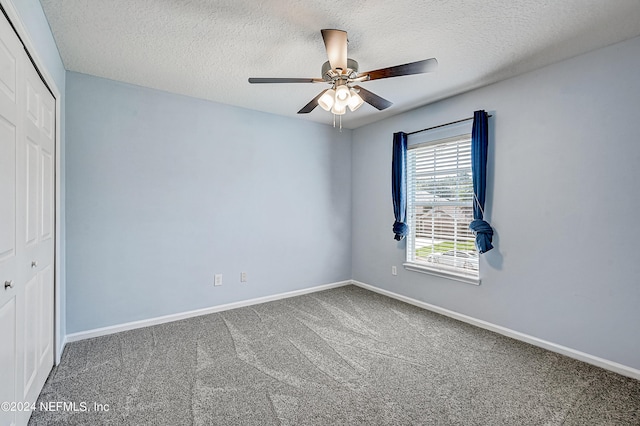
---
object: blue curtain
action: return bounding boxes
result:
[469,110,494,253]
[392,132,408,241]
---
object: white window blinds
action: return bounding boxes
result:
[406,134,479,278]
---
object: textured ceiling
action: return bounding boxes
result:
[40,0,640,129]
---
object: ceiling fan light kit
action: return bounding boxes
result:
[248,29,438,127]
[322,81,362,116]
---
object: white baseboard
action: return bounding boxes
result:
[55,336,67,366]
[65,280,351,343]
[63,278,640,381]
[351,280,640,381]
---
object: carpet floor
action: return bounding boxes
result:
[30,285,640,425]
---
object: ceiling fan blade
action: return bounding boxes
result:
[297,90,328,114]
[359,58,438,81]
[248,77,323,84]
[321,29,348,72]
[353,85,393,110]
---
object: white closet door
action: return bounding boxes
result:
[0,11,24,426]
[0,11,55,426]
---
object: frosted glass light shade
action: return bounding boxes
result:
[335,85,350,102]
[331,102,346,115]
[318,89,335,111]
[348,91,364,111]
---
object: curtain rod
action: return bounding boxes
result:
[406,114,493,136]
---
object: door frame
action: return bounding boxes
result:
[1,0,64,364]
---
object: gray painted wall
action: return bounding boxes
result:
[9,0,67,355]
[65,72,352,333]
[352,36,640,370]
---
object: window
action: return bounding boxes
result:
[405,134,479,283]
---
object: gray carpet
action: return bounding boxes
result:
[30,285,640,425]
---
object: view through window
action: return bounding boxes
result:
[406,134,479,278]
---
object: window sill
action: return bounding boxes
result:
[403,262,480,286]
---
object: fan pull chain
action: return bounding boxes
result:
[331,114,343,131]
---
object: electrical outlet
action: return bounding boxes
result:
[391,266,397,276]
[214,274,223,286]
[240,272,247,282]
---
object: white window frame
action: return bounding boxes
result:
[403,133,480,285]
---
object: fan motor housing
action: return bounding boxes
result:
[322,59,359,81]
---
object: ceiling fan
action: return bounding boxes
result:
[248,29,438,117]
